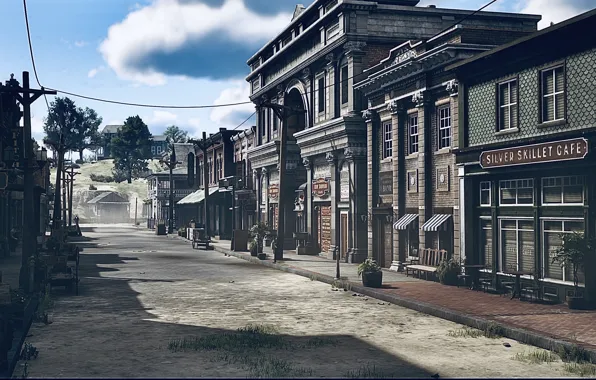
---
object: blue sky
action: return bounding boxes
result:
[0,0,591,146]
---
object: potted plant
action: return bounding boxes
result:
[249,222,267,253]
[437,258,460,286]
[178,227,187,238]
[552,231,590,310]
[249,239,258,257]
[358,258,383,288]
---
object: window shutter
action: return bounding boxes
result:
[563,185,583,203]
[543,70,554,94]
[543,96,554,122]
[556,93,565,120]
[555,67,564,92]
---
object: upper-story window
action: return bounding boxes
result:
[261,108,267,140]
[151,146,156,155]
[272,111,279,138]
[326,20,340,40]
[541,65,565,123]
[156,145,162,155]
[383,122,392,159]
[480,181,491,206]
[542,176,584,205]
[408,114,419,154]
[318,77,325,113]
[340,65,349,105]
[498,79,518,131]
[208,158,213,184]
[218,154,223,180]
[282,36,292,47]
[438,105,451,149]
[500,179,534,206]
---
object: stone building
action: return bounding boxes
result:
[246,0,541,263]
[449,9,596,304]
[355,19,539,268]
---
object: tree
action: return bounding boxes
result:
[78,107,103,160]
[163,125,188,144]
[111,115,152,183]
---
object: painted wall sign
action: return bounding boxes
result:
[268,184,279,199]
[340,169,350,201]
[479,138,589,169]
[312,178,330,198]
[379,172,393,195]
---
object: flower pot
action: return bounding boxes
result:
[567,295,584,310]
[257,253,267,260]
[362,271,382,288]
[250,247,258,257]
[440,273,458,286]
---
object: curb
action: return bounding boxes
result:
[212,244,596,362]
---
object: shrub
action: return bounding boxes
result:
[89,184,97,190]
[437,258,460,286]
[357,258,381,277]
[75,159,84,164]
[89,174,114,183]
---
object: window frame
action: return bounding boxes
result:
[437,105,452,150]
[541,176,585,206]
[408,113,419,154]
[340,65,349,105]
[479,217,493,271]
[480,181,491,207]
[497,78,519,131]
[499,178,534,206]
[541,217,585,283]
[498,217,534,273]
[539,63,566,124]
[382,121,393,159]
[317,76,326,114]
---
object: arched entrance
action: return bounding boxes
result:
[284,87,307,138]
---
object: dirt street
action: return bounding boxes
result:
[15,225,579,378]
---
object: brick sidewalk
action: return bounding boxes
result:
[210,240,596,353]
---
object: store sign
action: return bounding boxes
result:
[379,172,393,195]
[312,178,330,197]
[268,184,279,199]
[479,138,589,169]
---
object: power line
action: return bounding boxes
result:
[233,111,256,130]
[22,0,50,110]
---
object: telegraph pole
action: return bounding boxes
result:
[190,133,211,237]
[160,143,179,234]
[0,72,56,291]
[63,165,80,226]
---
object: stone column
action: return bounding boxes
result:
[327,151,339,259]
[413,91,432,252]
[254,168,261,222]
[388,99,405,271]
[303,157,314,252]
[262,167,269,225]
[324,54,337,120]
[345,146,368,263]
[343,42,367,115]
[364,108,377,258]
[301,68,314,128]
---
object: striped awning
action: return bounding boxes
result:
[393,214,419,230]
[421,214,452,232]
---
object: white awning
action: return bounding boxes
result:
[421,214,452,232]
[177,187,219,205]
[393,214,419,230]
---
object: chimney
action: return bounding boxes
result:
[427,4,436,8]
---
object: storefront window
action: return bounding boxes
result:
[480,219,492,269]
[480,181,491,206]
[407,221,419,257]
[499,219,534,272]
[542,219,585,283]
[499,179,534,205]
[542,176,584,205]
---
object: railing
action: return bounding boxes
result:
[148,189,194,199]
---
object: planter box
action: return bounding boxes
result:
[362,271,383,288]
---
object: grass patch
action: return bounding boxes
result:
[345,364,400,379]
[447,323,504,339]
[557,344,591,363]
[332,279,352,292]
[564,362,596,377]
[513,350,559,364]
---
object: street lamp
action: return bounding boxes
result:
[160,144,181,234]
[218,175,238,250]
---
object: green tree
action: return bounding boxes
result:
[163,125,189,144]
[111,116,152,183]
[77,107,103,160]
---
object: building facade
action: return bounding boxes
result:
[231,127,257,231]
[246,0,540,264]
[99,124,168,160]
[355,21,539,268]
[450,9,596,303]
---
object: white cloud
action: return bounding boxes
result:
[31,115,45,141]
[74,40,88,48]
[87,66,105,78]
[518,0,592,29]
[210,81,254,128]
[187,117,202,136]
[99,0,290,85]
[149,110,178,126]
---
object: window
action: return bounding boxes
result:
[542,176,584,205]
[218,154,223,180]
[500,219,534,272]
[382,122,392,159]
[542,219,584,282]
[208,158,213,184]
[151,146,156,155]
[318,77,325,113]
[541,65,565,123]
[438,106,451,149]
[499,179,534,205]
[156,146,162,154]
[480,219,493,269]
[408,114,419,154]
[261,109,267,138]
[480,181,491,206]
[498,79,518,131]
[341,65,349,104]
[273,110,279,137]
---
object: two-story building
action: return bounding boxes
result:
[146,143,196,228]
[246,0,541,264]
[99,124,168,160]
[449,9,596,304]
[178,128,241,238]
[231,127,257,231]
[354,19,539,269]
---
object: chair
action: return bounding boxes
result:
[478,266,493,293]
[456,257,470,288]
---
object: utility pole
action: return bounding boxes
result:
[48,134,66,231]
[64,165,79,226]
[160,143,179,234]
[259,101,305,263]
[191,133,211,237]
[0,72,56,292]
[134,198,138,225]
[62,173,67,227]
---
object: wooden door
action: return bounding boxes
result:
[341,213,348,261]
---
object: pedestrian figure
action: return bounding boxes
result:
[74,215,82,236]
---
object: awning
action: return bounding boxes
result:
[177,187,219,205]
[393,214,419,230]
[421,214,452,232]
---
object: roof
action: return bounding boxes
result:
[177,187,219,205]
[101,125,122,134]
[447,8,596,72]
[87,192,129,204]
[152,135,168,142]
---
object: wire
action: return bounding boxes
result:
[233,111,256,130]
[22,0,50,110]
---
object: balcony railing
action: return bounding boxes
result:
[148,188,194,199]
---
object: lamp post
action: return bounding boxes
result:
[160,144,180,234]
[219,175,238,249]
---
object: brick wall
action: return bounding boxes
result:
[364,44,395,69]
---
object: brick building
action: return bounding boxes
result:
[246,0,541,264]
[354,18,539,269]
[449,9,596,304]
[231,127,257,231]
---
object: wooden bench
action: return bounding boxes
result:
[406,249,448,280]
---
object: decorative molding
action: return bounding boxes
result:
[262,167,268,175]
[325,53,336,65]
[301,67,311,79]
[302,157,311,168]
[344,146,366,161]
[412,91,425,108]
[446,79,458,97]
[362,109,376,122]
[261,94,269,102]
[388,99,401,114]
[343,41,366,55]
[325,151,336,164]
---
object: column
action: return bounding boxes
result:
[364,108,377,258]
[301,68,314,128]
[389,100,405,271]
[324,54,337,120]
[414,91,432,252]
[327,151,339,259]
[303,157,314,253]
[262,167,269,225]
[343,42,367,115]
[345,146,368,263]
[253,168,261,223]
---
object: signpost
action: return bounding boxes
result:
[479,138,589,169]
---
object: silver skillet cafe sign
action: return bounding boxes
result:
[479,138,589,169]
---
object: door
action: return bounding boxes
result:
[375,218,385,267]
[341,213,348,261]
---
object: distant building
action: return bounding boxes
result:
[97,124,168,159]
[86,192,130,224]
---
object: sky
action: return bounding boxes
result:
[0,0,592,149]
